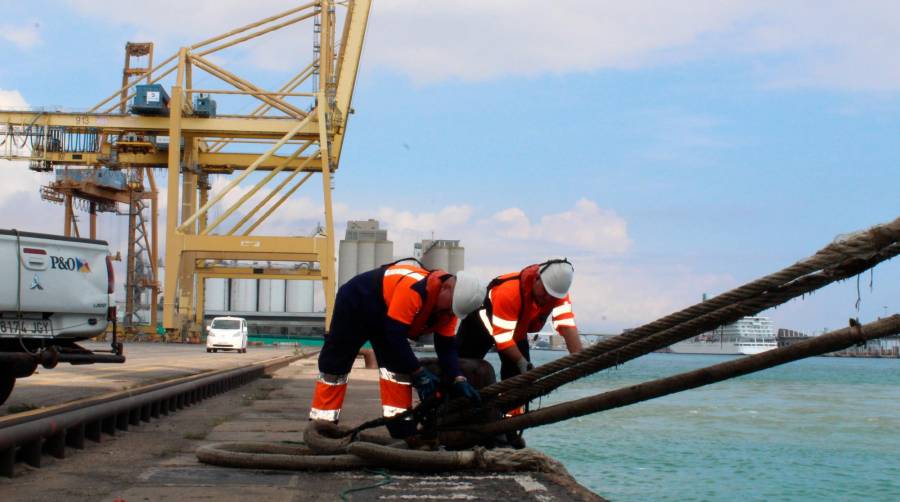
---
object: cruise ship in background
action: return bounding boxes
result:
[667,316,777,355]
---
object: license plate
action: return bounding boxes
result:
[0,319,53,337]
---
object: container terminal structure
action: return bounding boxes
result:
[0,1,372,340]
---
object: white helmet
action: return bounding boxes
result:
[451,271,485,319]
[539,258,574,299]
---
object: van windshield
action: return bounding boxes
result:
[211,319,241,330]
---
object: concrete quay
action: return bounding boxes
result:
[0,346,603,501]
[1,342,300,417]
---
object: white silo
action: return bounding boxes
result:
[357,241,375,273]
[230,279,258,312]
[257,279,272,312]
[375,241,393,267]
[423,246,450,271]
[338,240,358,287]
[204,278,228,311]
[270,279,286,312]
[448,246,465,274]
[286,280,315,312]
[258,279,286,313]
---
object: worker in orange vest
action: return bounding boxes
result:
[457,258,583,416]
[309,259,484,439]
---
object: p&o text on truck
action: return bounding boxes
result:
[0,229,125,405]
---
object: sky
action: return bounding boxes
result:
[0,1,898,334]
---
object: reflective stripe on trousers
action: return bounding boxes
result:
[378,367,413,419]
[309,372,349,422]
[504,405,525,418]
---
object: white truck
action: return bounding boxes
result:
[0,230,125,406]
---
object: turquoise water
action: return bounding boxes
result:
[248,336,325,346]
[486,351,900,501]
[247,336,372,349]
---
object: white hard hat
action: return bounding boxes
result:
[451,271,485,319]
[539,259,574,299]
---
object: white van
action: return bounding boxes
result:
[206,316,248,353]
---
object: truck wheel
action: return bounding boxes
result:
[0,375,15,406]
[206,348,211,353]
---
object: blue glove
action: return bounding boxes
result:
[412,367,441,401]
[451,377,481,406]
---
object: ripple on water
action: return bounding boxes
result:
[507,352,900,502]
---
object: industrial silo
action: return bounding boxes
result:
[270,280,286,312]
[286,280,315,312]
[204,278,228,311]
[338,240,358,287]
[375,241,393,267]
[258,279,286,313]
[448,246,465,274]
[357,240,376,273]
[339,220,392,287]
[229,279,258,312]
[423,246,450,271]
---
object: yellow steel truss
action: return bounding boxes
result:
[0,1,371,338]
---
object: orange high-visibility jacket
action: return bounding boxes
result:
[482,264,577,350]
[381,262,456,339]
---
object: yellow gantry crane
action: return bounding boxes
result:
[0,1,371,339]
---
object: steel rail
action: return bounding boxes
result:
[0,351,315,477]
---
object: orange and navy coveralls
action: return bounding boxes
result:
[457,263,577,383]
[309,261,461,438]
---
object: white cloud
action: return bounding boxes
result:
[0,21,41,49]
[65,0,317,73]
[367,1,900,91]
[0,89,49,231]
[255,196,707,332]
[485,199,632,254]
[0,89,28,110]
[198,184,644,328]
[367,0,756,83]
[62,1,900,90]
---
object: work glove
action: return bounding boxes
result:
[516,357,534,375]
[451,377,481,406]
[412,366,441,401]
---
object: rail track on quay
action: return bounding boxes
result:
[0,351,314,477]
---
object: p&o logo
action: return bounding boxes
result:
[50,256,92,273]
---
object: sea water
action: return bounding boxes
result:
[484,351,900,502]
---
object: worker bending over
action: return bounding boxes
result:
[457,258,583,402]
[309,259,484,439]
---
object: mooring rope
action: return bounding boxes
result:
[198,315,900,469]
[482,244,900,414]
[436,315,900,447]
[440,218,900,422]
[197,419,572,476]
[196,217,900,474]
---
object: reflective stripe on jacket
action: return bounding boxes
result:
[483,264,576,350]
[381,262,456,339]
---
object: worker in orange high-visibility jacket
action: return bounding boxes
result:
[457,258,583,417]
[309,259,485,439]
